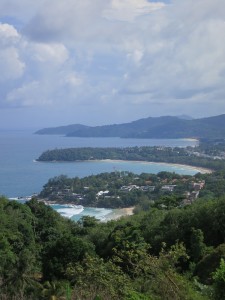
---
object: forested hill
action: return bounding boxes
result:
[35,114,225,139]
[35,123,90,135]
[37,146,225,171]
[1,193,225,299]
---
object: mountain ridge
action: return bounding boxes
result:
[35,114,225,139]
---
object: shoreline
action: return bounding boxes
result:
[35,200,134,222]
[104,207,135,221]
[36,158,213,174]
[90,159,213,174]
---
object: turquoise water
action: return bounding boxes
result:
[0,131,199,197]
[0,130,199,220]
[15,201,113,221]
[0,130,199,198]
[50,204,113,221]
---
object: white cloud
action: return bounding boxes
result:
[1,0,225,123]
[0,47,25,82]
[103,0,165,22]
[31,43,69,65]
[6,81,42,106]
[121,0,225,106]
[64,73,83,87]
[0,24,25,82]
[0,23,19,45]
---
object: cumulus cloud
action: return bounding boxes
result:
[0,0,225,122]
[0,23,19,44]
[0,47,25,81]
[6,81,42,107]
[0,23,25,82]
[124,1,225,102]
[103,0,165,22]
[31,43,68,64]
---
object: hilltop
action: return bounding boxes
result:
[35,114,225,139]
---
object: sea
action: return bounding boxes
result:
[0,129,199,221]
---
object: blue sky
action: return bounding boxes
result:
[0,0,225,129]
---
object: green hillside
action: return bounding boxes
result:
[1,181,225,299]
[35,114,225,139]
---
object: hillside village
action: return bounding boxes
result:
[37,172,206,209]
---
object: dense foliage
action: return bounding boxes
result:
[39,171,192,208]
[1,192,225,299]
[37,167,225,210]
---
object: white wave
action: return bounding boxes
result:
[50,205,112,221]
[55,206,84,219]
[85,207,112,221]
[9,196,32,201]
[64,204,83,209]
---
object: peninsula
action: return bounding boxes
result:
[36,144,225,171]
[35,114,225,139]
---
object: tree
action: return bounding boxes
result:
[66,255,132,300]
[190,228,207,262]
[42,234,93,280]
[212,258,225,299]
[41,281,68,300]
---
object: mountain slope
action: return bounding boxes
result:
[35,124,90,135]
[35,114,225,139]
[66,116,181,138]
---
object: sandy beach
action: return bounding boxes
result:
[92,159,213,174]
[104,206,135,221]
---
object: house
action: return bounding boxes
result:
[140,186,156,192]
[190,181,205,191]
[96,190,109,197]
[120,185,139,192]
[161,185,177,192]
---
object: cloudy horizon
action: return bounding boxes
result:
[0,0,225,129]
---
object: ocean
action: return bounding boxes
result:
[0,129,199,220]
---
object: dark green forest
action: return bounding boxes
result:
[1,192,225,299]
[37,145,225,171]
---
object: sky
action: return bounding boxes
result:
[0,0,225,129]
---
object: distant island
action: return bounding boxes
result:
[35,114,225,139]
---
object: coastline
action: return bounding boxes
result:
[38,158,212,174]
[104,206,135,221]
[35,201,134,222]
[92,159,213,174]
[45,202,135,222]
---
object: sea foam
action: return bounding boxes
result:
[51,204,84,218]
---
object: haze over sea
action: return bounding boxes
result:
[0,129,199,220]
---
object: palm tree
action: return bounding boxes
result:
[41,281,68,300]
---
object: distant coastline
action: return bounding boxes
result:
[37,158,212,174]
[92,159,212,174]
[34,114,225,140]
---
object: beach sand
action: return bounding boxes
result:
[93,159,213,174]
[104,206,135,221]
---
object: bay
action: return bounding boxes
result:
[0,130,199,220]
[0,130,198,198]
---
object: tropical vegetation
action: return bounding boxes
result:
[1,189,225,299]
